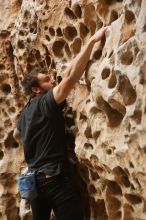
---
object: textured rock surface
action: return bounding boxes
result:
[0,0,146,219]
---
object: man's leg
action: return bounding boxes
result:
[30,193,51,220]
[53,196,84,220]
[51,174,84,220]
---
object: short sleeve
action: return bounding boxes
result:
[40,89,60,117]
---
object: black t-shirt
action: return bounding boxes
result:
[17,89,68,171]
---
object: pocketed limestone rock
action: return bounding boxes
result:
[0,0,146,219]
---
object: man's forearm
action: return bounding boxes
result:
[66,37,96,82]
[53,27,108,104]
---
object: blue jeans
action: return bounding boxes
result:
[30,172,84,220]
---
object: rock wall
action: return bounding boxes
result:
[0,0,146,219]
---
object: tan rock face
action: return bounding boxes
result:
[0,0,146,219]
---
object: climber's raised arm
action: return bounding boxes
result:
[53,26,108,104]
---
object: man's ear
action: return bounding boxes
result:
[32,87,41,95]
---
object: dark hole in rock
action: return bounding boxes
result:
[4,131,19,149]
[27,55,35,63]
[27,63,35,72]
[0,150,4,160]
[79,22,89,39]
[39,61,46,68]
[22,22,27,28]
[44,26,48,30]
[90,155,99,165]
[101,68,110,79]
[108,71,117,88]
[88,20,96,35]
[79,114,87,121]
[2,83,11,94]
[109,50,113,58]
[0,30,10,38]
[19,30,24,36]
[35,50,41,60]
[106,180,122,195]
[9,107,16,113]
[88,184,97,194]
[143,22,146,32]
[45,35,50,41]
[0,64,5,70]
[129,161,134,168]
[131,184,135,191]
[84,143,93,150]
[27,38,31,43]
[143,146,146,154]
[120,51,133,65]
[64,25,77,41]
[52,40,64,57]
[135,177,141,188]
[131,110,142,124]
[94,199,108,220]
[106,149,112,154]
[17,0,23,7]
[64,7,77,19]
[113,166,128,176]
[43,44,50,55]
[65,43,72,57]
[18,40,25,49]
[121,176,130,187]
[45,55,51,67]
[123,203,134,219]
[44,5,49,10]
[71,37,81,55]
[51,60,56,69]
[86,99,90,104]
[118,75,137,105]
[108,99,126,116]
[125,194,142,204]
[56,28,63,36]
[91,198,108,219]
[72,4,82,18]
[30,23,37,34]
[104,0,114,5]
[4,120,10,129]
[113,166,131,187]
[109,211,122,219]
[49,27,55,36]
[57,76,62,83]
[24,10,31,19]
[89,106,99,115]
[93,131,101,141]
[84,126,92,138]
[5,40,14,59]
[139,69,146,84]
[110,10,119,23]
[90,169,100,180]
[13,142,19,148]
[125,10,135,24]
[93,50,102,60]
[107,196,121,212]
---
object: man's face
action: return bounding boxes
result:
[37,72,57,94]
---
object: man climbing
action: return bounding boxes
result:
[13,26,108,220]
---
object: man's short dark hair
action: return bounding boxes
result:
[21,67,48,97]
